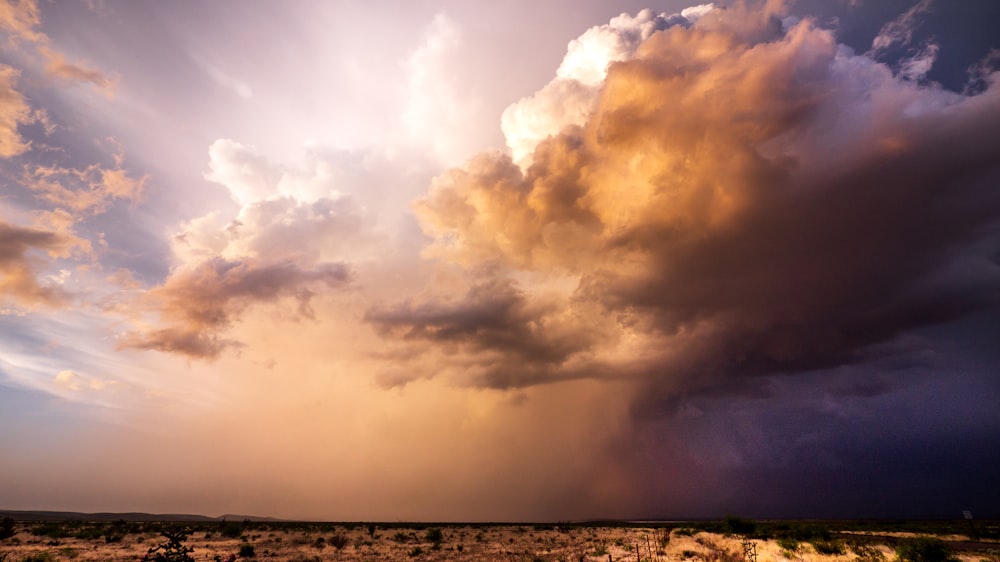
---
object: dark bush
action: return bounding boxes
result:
[811,539,846,555]
[895,537,956,562]
[143,530,195,562]
[238,543,255,558]
[30,523,71,539]
[425,527,443,545]
[0,516,14,540]
[219,521,243,539]
[328,533,349,550]
[723,516,756,536]
[778,537,799,553]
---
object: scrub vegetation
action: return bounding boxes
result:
[0,518,996,562]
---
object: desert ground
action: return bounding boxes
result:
[0,521,997,562]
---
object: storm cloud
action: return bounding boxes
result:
[374,1,1000,403]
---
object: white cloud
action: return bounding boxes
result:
[205,139,281,205]
[500,6,714,168]
[401,12,483,166]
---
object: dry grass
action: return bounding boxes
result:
[0,525,994,562]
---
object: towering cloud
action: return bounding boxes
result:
[374,1,1000,403]
[500,5,713,167]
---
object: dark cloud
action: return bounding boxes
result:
[0,220,79,306]
[381,2,1000,404]
[365,276,605,388]
[121,257,351,359]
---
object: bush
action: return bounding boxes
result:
[328,534,348,550]
[238,543,255,558]
[811,539,846,555]
[0,517,14,540]
[408,546,424,557]
[778,537,799,554]
[850,542,885,562]
[723,516,756,536]
[143,530,195,562]
[425,527,443,545]
[219,521,243,539]
[30,523,71,539]
[895,537,956,562]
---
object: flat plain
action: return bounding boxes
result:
[0,520,997,562]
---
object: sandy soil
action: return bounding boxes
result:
[0,526,996,562]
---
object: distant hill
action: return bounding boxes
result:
[0,510,282,522]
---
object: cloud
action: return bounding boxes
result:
[121,257,352,359]
[0,218,87,307]
[0,0,44,44]
[377,2,1000,405]
[124,140,372,359]
[53,369,112,392]
[870,0,933,55]
[500,6,714,167]
[0,0,113,91]
[365,275,613,389]
[401,12,484,166]
[0,63,32,157]
[22,160,147,213]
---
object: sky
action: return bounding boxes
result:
[1,0,999,522]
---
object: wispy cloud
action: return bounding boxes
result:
[0,0,114,92]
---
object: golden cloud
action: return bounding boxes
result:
[376,3,1000,398]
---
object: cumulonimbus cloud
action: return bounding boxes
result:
[371,1,1000,397]
[500,5,714,168]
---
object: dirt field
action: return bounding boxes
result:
[0,524,996,562]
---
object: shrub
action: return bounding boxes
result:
[143,530,195,562]
[219,521,243,539]
[238,543,255,558]
[0,517,14,540]
[850,542,885,562]
[30,523,71,539]
[408,546,424,557]
[811,539,846,555]
[895,537,956,562]
[425,527,443,545]
[328,534,348,550]
[723,516,756,536]
[675,528,697,537]
[778,537,800,554]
